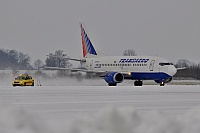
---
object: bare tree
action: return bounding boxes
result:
[0,49,31,70]
[18,52,31,65]
[175,59,191,68]
[33,59,44,70]
[45,50,72,68]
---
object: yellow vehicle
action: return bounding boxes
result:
[12,74,34,86]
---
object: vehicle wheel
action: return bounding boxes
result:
[24,83,26,86]
[32,83,34,86]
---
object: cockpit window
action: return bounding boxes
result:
[159,63,173,66]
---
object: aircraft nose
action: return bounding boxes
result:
[168,65,177,76]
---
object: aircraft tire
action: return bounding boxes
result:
[134,81,143,86]
[108,83,117,86]
[160,82,165,86]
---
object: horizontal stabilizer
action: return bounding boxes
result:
[46,55,83,62]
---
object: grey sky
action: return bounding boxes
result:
[0,0,200,64]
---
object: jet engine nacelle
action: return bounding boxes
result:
[104,72,124,84]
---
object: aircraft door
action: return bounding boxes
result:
[149,60,155,71]
[120,64,123,70]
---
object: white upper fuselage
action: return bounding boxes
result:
[81,56,177,79]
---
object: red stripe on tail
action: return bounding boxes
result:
[81,24,87,57]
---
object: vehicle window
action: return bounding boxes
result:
[16,76,22,80]
[17,76,24,80]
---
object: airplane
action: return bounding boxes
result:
[44,24,180,86]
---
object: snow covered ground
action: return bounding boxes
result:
[1,84,200,133]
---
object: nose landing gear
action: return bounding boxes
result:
[160,82,165,86]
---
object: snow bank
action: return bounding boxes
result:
[67,106,200,133]
[1,104,200,133]
[0,103,51,133]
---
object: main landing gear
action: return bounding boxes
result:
[134,80,143,86]
[108,83,117,86]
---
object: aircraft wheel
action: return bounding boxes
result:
[160,82,165,86]
[134,81,143,86]
[108,83,117,86]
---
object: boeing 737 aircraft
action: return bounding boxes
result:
[45,24,179,86]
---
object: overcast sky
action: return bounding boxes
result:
[0,0,200,64]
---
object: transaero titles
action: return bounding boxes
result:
[119,59,149,63]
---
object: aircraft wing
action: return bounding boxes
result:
[43,66,132,77]
[43,66,106,73]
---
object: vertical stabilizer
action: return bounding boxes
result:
[80,24,97,57]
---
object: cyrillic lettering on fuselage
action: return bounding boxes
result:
[119,59,149,63]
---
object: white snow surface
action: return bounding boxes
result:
[1,84,200,133]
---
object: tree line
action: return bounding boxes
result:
[0,48,200,80]
[0,49,31,70]
[0,49,72,70]
[174,59,200,80]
